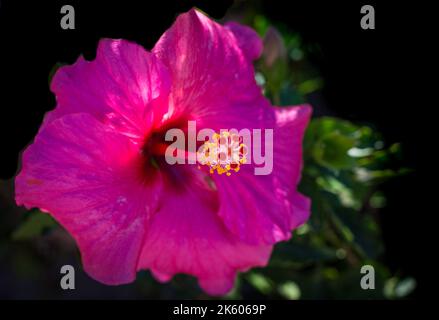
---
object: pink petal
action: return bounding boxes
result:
[152,9,264,131]
[137,166,272,295]
[213,105,312,245]
[225,22,263,61]
[290,191,311,229]
[47,39,171,139]
[15,113,163,284]
[273,105,312,228]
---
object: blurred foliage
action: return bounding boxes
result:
[12,210,56,241]
[244,12,413,300]
[4,6,415,299]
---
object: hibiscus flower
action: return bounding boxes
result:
[15,8,312,295]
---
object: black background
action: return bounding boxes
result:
[0,0,433,300]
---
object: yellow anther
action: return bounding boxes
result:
[197,131,247,176]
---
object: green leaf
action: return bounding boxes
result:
[279,83,305,105]
[247,273,273,294]
[313,132,356,170]
[384,277,417,299]
[12,211,57,240]
[271,241,337,265]
[278,281,301,300]
[297,78,323,95]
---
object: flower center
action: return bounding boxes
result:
[140,119,247,181]
[197,131,247,176]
